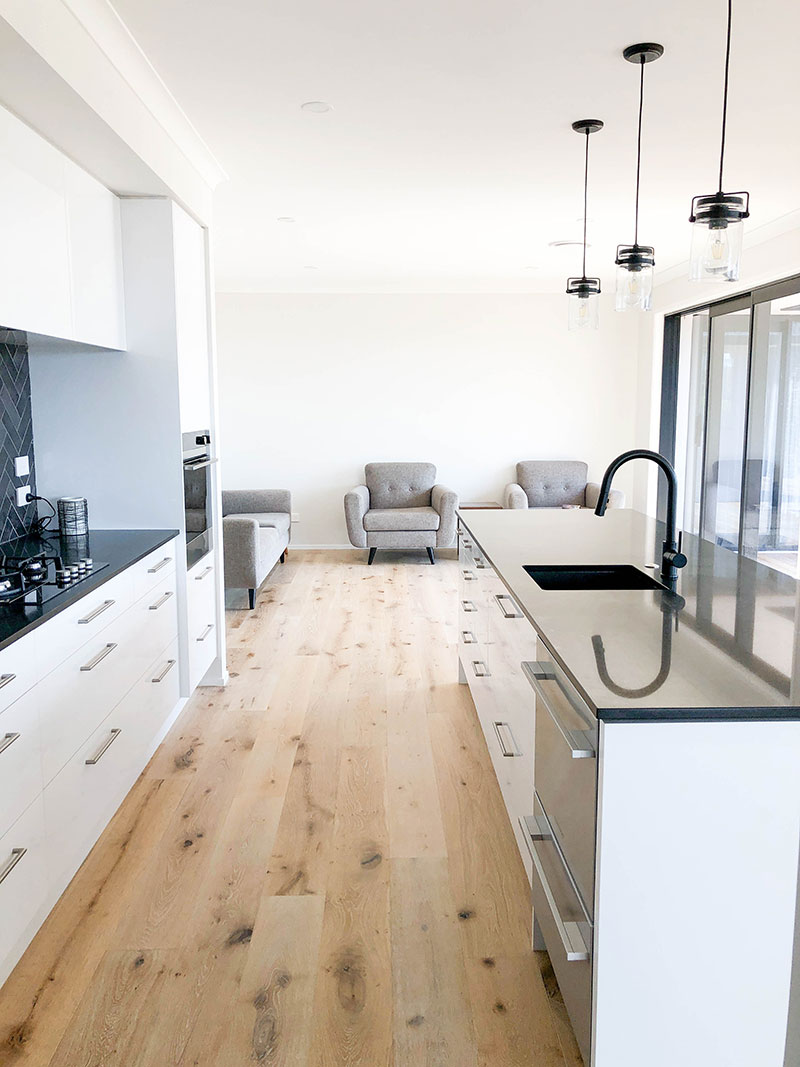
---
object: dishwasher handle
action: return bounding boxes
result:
[522,661,596,759]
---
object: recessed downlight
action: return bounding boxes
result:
[303,265,319,270]
[276,216,295,223]
[549,240,589,249]
[301,101,332,113]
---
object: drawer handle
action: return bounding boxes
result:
[80,643,118,672]
[493,720,521,757]
[471,659,490,678]
[461,630,477,644]
[195,567,213,581]
[0,847,27,886]
[472,556,487,570]
[85,728,122,765]
[78,599,115,625]
[0,732,20,756]
[0,673,16,690]
[522,661,595,760]
[494,593,522,619]
[148,557,172,574]
[149,591,174,611]
[152,659,177,683]
[461,539,472,550]
[461,570,476,581]
[197,624,214,642]
[522,811,591,963]
[461,599,477,612]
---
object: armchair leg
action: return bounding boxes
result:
[427,547,436,565]
[368,548,377,565]
[280,550,286,563]
[248,588,256,610]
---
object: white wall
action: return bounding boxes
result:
[216,292,642,547]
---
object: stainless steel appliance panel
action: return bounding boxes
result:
[524,658,598,915]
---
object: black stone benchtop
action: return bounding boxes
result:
[457,507,800,722]
[0,529,179,653]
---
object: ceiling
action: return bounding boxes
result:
[109,0,800,293]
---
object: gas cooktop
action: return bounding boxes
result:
[0,549,109,609]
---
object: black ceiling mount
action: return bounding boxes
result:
[571,119,604,135]
[622,42,665,65]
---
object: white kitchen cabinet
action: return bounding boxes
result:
[0,688,43,840]
[64,160,125,349]
[172,203,211,431]
[0,108,71,339]
[0,104,125,347]
[0,797,49,989]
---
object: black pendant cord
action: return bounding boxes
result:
[634,56,645,246]
[718,0,733,194]
[582,130,589,278]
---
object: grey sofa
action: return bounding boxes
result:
[504,460,625,510]
[222,489,291,609]
[345,462,458,564]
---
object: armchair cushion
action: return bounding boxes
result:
[585,483,625,510]
[365,462,436,509]
[431,484,458,547]
[344,485,369,548]
[364,506,440,532]
[230,511,291,537]
[503,483,528,509]
[222,489,291,516]
[516,460,588,508]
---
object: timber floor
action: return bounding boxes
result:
[0,549,582,1067]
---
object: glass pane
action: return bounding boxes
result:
[743,290,800,577]
[675,310,710,534]
[701,306,751,551]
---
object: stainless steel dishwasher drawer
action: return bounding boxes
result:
[523,794,593,1065]
[523,659,597,915]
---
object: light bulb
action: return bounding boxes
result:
[578,299,588,319]
[689,216,744,282]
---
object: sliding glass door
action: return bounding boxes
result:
[669,276,800,578]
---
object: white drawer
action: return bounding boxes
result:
[187,556,215,614]
[0,797,48,988]
[38,605,158,785]
[189,614,216,690]
[35,567,134,678]
[44,641,180,896]
[129,570,179,666]
[0,630,38,716]
[132,540,178,601]
[0,688,43,841]
[116,638,180,762]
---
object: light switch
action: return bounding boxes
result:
[14,456,29,478]
[15,485,30,507]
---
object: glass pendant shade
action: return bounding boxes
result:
[615,263,654,311]
[567,277,601,330]
[614,244,655,311]
[688,194,748,281]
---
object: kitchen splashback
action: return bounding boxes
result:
[0,328,36,544]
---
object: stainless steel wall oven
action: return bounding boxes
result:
[182,430,215,566]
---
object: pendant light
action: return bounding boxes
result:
[615,43,663,312]
[567,119,603,331]
[689,0,750,281]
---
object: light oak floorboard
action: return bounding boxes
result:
[0,550,580,1066]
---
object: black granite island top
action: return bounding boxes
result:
[0,529,178,652]
[458,507,800,722]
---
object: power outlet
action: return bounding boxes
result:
[15,485,30,507]
[291,512,300,523]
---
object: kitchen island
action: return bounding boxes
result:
[457,506,800,1067]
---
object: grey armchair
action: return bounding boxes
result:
[504,460,625,510]
[222,489,291,609]
[344,462,458,564]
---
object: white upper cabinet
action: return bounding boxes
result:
[172,204,211,432]
[0,109,72,339]
[0,106,125,349]
[64,161,125,349]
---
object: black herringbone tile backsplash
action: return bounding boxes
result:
[0,328,36,544]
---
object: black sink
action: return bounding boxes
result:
[524,563,664,591]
